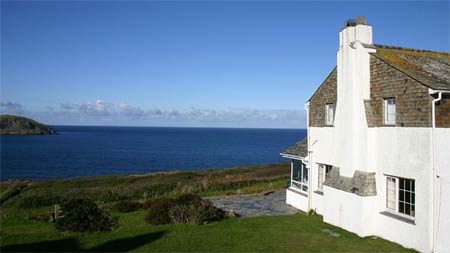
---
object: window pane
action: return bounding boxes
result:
[399,189,405,201]
[405,204,411,216]
[405,191,411,203]
[399,202,405,213]
[400,178,404,190]
[318,165,324,190]
[387,177,396,210]
[293,160,301,182]
[302,166,308,184]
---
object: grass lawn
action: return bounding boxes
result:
[1,211,415,252]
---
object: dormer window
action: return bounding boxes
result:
[384,98,396,125]
[325,104,334,125]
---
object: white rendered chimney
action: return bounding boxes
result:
[335,16,376,176]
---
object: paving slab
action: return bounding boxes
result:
[205,190,299,217]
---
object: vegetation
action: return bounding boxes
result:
[0,211,415,252]
[0,115,55,135]
[55,198,118,232]
[111,200,143,213]
[0,163,290,209]
[144,194,224,225]
[0,163,415,252]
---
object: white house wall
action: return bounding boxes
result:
[370,127,432,253]
[435,128,450,253]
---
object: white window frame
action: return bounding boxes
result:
[383,98,396,125]
[385,176,415,219]
[291,159,309,194]
[325,104,334,125]
[317,164,332,191]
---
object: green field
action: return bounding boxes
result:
[0,163,415,252]
[1,211,414,252]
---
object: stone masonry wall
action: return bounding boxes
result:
[435,95,450,128]
[324,167,377,197]
[368,56,434,127]
[309,68,337,127]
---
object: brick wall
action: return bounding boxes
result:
[368,56,433,127]
[309,68,337,127]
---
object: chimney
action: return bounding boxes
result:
[356,16,366,25]
[340,16,372,47]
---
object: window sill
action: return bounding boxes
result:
[380,211,415,225]
[314,190,324,196]
[381,124,396,127]
[287,187,308,197]
[323,124,334,127]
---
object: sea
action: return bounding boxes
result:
[0,126,306,181]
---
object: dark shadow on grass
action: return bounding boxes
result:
[1,238,79,252]
[86,231,166,252]
[1,231,166,253]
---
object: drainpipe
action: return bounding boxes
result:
[305,101,312,211]
[429,89,449,253]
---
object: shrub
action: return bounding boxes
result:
[144,194,224,225]
[97,191,125,203]
[144,198,175,225]
[18,195,61,209]
[55,198,118,232]
[111,200,143,213]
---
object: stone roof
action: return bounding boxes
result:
[371,44,450,91]
[281,137,307,158]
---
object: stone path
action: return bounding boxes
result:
[206,190,299,217]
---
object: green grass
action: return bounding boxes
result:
[0,163,290,208]
[0,211,415,252]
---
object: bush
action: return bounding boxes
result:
[97,191,125,203]
[18,195,61,209]
[144,194,224,225]
[55,198,118,232]
[144,198,175,225]
[111,200,143,213]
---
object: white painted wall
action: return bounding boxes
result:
[435,128,450,253]
[371,127,432,253]
[322,185,377,237]
[286,188,309,212]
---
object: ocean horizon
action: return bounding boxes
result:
[1,125,306,181]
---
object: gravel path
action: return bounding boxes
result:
[206,190,299,217]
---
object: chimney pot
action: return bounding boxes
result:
[356,16,366,25]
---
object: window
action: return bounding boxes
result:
[325,104,334,125]
[384,98,396,124]
[386,176,415,217]
[318,164,333,191]
[291,159,309,193]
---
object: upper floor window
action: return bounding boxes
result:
[386,176,415,217]
[384,98,396,125]
[325,104,334,125]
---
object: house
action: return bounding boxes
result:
[281,17,450,253]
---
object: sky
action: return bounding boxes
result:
[1,1,449,128]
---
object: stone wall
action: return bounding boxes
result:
[368,55,433,127]
[435,94,450,128]
[309,67,337,127]
[324,167,377,197]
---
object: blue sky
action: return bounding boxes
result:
[1,1,449,128]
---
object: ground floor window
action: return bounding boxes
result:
[386,176,415,217]
[318,164,333,191]
[292,159,308,193]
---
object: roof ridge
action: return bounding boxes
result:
[374,44,450,55]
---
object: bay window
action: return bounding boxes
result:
[292,159,308,193]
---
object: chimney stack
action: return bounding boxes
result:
[356,16,366,25]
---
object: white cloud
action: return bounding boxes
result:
[0,100,306,128]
